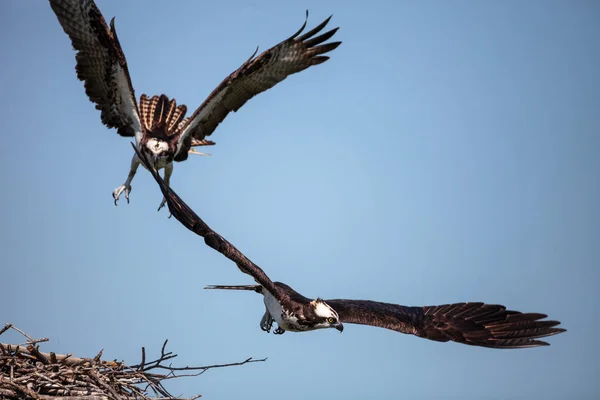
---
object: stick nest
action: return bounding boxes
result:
[0,324,265,399]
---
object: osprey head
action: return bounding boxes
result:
[310,298,343,332]
[142,138,171,170]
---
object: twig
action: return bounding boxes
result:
[0,324,12,337]
[139,347,146,372]
[8,325,49,345]
[152,357,267,372]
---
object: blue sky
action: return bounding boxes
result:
[1,1,599,398]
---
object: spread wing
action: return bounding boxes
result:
[174,11,341,161]
[326,300,565,348]
[132,144,286,302]
[49,0,142,139]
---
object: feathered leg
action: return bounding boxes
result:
[157,162,173,212]
[260,309,274,333]
[113,154,140,205]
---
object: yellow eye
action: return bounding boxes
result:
[327,317,335,324]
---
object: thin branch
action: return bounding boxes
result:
[151,357,267,372]
[0,324,13,336]
[7,325,49,345]
[139,347,146,372]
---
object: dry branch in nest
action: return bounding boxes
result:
[0,324,265,399]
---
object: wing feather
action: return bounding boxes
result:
[132,143,286,302]
[174,11,341,160]
[49,0,141,138]
[327,300,565,348]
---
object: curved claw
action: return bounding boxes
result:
[274,327,286,335]
[112,185,131,206]
[157,197,172,217]
[157,196,167,212]
[260,311,274,333]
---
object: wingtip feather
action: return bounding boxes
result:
[310,56,330,66]
[287,11,310,41]
[303,27,339,48]
[296,15,334,42]
[308,41,342,58]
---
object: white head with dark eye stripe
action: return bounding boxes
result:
[310,298,343,332]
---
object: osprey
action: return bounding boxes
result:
[134,145,566,348]
[49,0,341,210]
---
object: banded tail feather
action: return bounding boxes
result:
[139,94,187,135]
[190,138,216,147]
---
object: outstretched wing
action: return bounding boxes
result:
[174,11,341,161]
[326,300,565,348]
[132,144,286,302]
[49,0,142,139]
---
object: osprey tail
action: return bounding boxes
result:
[205,284,263,292]
[139,94,187,135]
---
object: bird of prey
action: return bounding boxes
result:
[49,0,341,210]
[134,145,566,349]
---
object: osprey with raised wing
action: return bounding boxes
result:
[135,145,567,349]
[49,0,341,210]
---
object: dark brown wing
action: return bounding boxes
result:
[49,0,141,138]
[132,143,286,302]
[174,11,341,161]
[326,300,565,349]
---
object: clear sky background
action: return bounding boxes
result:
[1,1,599,399]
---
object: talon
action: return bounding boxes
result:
[157,196,167,212]
[112,184,132,206]
[260,311,274,333]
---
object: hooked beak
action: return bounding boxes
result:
[335,323,344,333]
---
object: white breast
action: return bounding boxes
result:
[262,290,305,332]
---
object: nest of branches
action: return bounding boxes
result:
[0,324,265,399]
